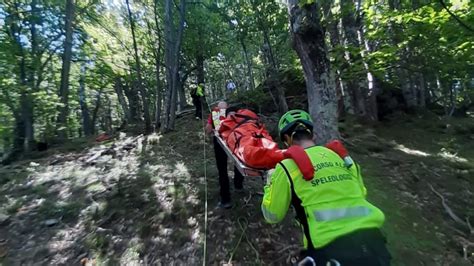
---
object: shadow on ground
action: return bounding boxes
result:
[1,112,473,265]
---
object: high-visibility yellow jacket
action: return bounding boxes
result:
[261,146,385,249]
[196,85,204,97]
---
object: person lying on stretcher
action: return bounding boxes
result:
[206,105,359,211]
[214,108,354,174]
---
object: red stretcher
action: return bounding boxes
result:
[214,131,267,178]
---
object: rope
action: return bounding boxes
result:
[227,217,260,265]
[201,100,261,265]
[201,101,209,266]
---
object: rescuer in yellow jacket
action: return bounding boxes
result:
[191,83,205,120]
[262,110,391,266]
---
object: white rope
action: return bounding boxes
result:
[201,104,209,266]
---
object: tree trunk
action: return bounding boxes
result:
[176,75,186,112]
[340,0,373,120]
[322,1,346,116]
[20,93,34,151]
[163,0,174,130]
[104,95,113,133]
[126,0,152,133]
[153,0,163,131]
[155,61,163,131]
[57,0,76,139]
[399,68,417,109]
[252,1,287,114]
[288,1,339,145]
[196,52,205,84]
[30,0,38,92]
[123,81,140,123]
[359,25,379,121]
[418,73,426,108]
[388,0,417,111]
[114,77,132,122]
[262,30,277,70]
[91,90,103,135]
[240,39,255,91]
[163,0,186,131]
[8,1,36,153]
[78,64,93,136]
[261,37,288,114]
[19,55,34,152]
[169,0,186,130]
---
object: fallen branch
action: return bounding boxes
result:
[454,235,474,259]
[85,150,108,163]
[420,162,441,177]
[447,224,467,237]
[84,135,142,164]
[409,170,421,182]
[244,193,252,206]
[428,183,470,231]
[176,109,195,118]
[467,217,473,235]
[380,157,402,163]
[270,244,300,264]
[277,244,300,254]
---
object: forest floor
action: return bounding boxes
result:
[0,111,474,266]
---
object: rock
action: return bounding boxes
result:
[401,191,416,199]
[0,239,8,258]
[0,213,10,225]
[44,219,59,227]
[96,227,112,234]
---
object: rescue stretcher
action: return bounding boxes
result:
[214,131,267,178]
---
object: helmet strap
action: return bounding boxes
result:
[285,123,311,146]
[282,130,298,147]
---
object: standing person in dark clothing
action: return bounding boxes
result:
[205,101,244,209]
[191,83,204,120]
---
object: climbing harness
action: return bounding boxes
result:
[294,256,341,266]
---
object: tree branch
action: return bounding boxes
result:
[438,0,474,33]
[35,44,62,89]
[37,32,64,57]
[83,10,132,54]
[428,183,471,232]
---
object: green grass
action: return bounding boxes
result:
[347,113,474,265]
[36,200,84,222]
[85,233,110,252]
[6,198,24,215]
[359,157,444,265]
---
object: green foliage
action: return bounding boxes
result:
[0,0,473,158]
[0,104,14,152]
[364,1,474,82]
[230,87,273,112]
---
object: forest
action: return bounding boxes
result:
[0,0,473,265]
